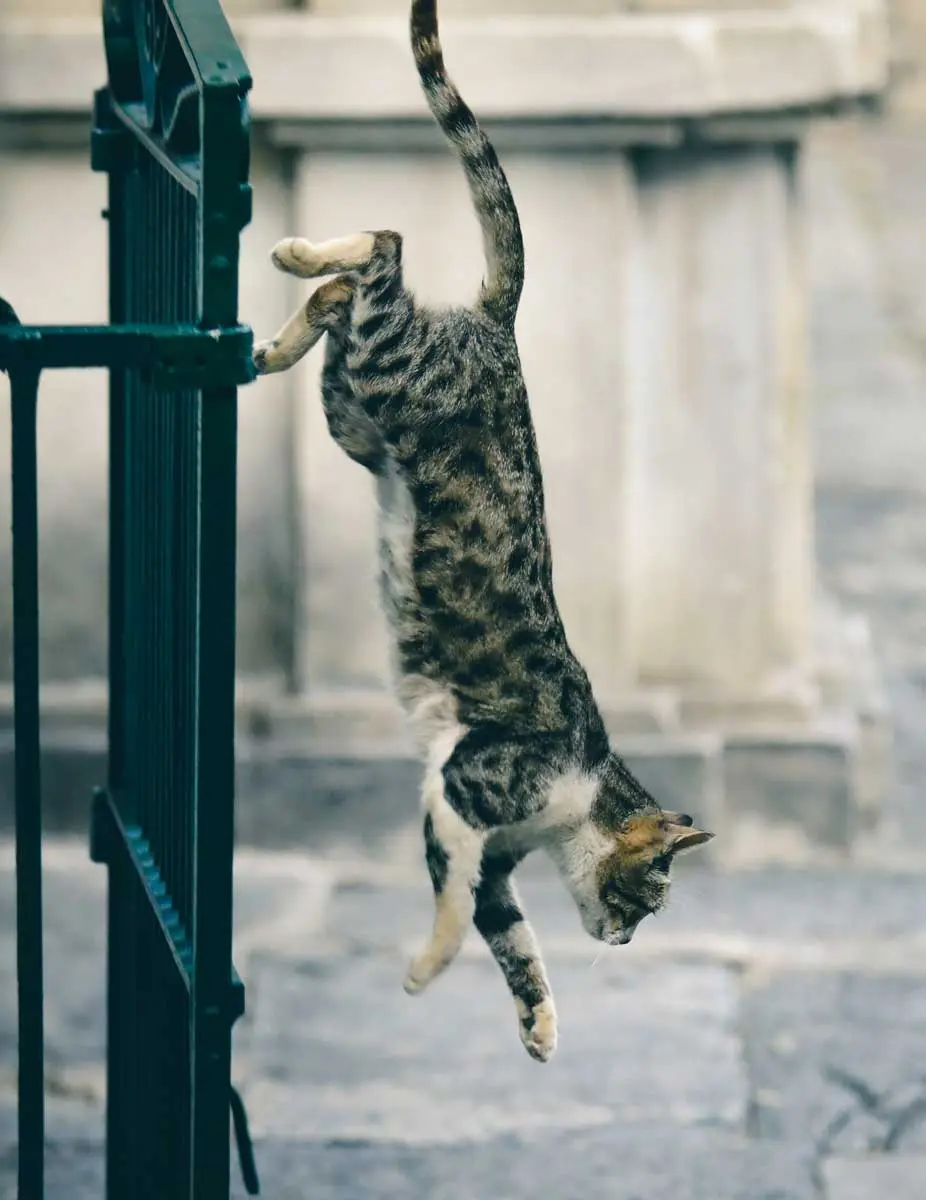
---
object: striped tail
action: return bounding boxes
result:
[411,0,524,327]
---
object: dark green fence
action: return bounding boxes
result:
[0,1,258,1196]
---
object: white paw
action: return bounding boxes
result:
[519,998,557,1063]
[403,956,437,995]
[251,339,277,375]
[270,237,316,277]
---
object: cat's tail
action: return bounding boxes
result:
[410,0,524,327]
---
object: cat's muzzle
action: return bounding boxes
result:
[597,922,638,947]
[609,928,636,946]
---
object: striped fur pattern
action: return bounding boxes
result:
[252,0,713,1062]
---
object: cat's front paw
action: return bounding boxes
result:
[403,929,467,994]
[518,997,557,1063]
[403,955,441,995]
[403,971,428,995]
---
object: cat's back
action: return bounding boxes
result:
[376,304,584,734]
[409,305,526,406]
[398,305,540,497]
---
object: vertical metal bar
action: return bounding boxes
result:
[135,157,156,1194]
[107,157,127,800]
[189,74,246,1192]
[160,170,172,899]
[164,174,176,921]
[101,113,134,1200]
[178,189,195,934]
[149,163,161,875]
[190,384,238,1197]
[11,364,45,1200]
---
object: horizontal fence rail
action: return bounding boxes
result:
[0,324,253,383]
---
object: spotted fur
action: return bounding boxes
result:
[252,0,713,1062]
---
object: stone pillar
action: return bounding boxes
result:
[625,143,812,694]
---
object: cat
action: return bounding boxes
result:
[252,0,713,1063]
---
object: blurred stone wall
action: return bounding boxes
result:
[0,1,895,858]
[889,0,926,114]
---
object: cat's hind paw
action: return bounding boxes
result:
[270,233,376,279]
[270,238,316,277]
[518,997,557,1063]
[252,339,280,376]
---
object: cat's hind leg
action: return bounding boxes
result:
[474,854,557,1063]
[270,231,400,279]
[404,805,485,996]
[252,274,354,376]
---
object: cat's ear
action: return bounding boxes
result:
[657,809,714,852]
[618,812,714,858]
[665,823,714,855]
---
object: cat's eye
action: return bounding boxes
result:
[603,883,629,910]
[604,882,647,912]
[650,853,672,875]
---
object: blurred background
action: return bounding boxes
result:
[2,1,926,1198]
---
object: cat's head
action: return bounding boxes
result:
[592,809,712,944]
[550,797,713,946]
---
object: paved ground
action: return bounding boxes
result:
[4,842,926,1199]
[5,116,926,1199]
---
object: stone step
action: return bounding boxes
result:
[0,720,888,867]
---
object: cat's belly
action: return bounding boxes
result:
[375,455,416,646]
[376,458,463,755]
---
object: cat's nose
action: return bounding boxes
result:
[613,928,635,946]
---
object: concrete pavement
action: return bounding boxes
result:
[4,841,926,1199]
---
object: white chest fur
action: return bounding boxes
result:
[485,770,601,858]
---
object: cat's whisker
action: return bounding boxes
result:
[590,948,603,969]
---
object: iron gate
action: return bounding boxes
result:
[0,1,258,1196]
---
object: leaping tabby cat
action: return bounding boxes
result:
[253,0,713,1063]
